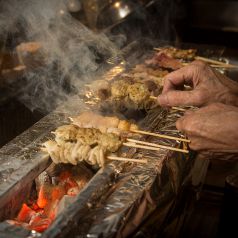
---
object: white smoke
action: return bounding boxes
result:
[0,0,121,112]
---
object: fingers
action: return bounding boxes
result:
[158,89,206,107]
[159,61,211,107]
[161,61,210,107]
[176,103,227,133]
[162,62,206,93]
[175,104,226,151]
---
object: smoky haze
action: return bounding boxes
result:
[0,0,120,112]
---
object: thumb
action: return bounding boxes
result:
[157,90,204,107]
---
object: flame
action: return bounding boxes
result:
[37,186,49,209]
[17,204,36,223]
[8,169,82,233]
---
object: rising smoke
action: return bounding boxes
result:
[0,0,121,112]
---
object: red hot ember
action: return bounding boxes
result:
[6,165,92,233]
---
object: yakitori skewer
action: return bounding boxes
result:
[130,129,190,143]
[154,47,238,68]
[107,156,148,164]
[194,56,238,68]
[70,111,190,145]
[153,47,162,51]
[127,139,189,154]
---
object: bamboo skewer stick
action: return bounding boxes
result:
[184,62,237,69]
[154,47,162,51]
[150,96,157,100]
[210,64,238,69]
[170,106,187,112]
[194,56,237,67]
[127,139,189,154]
[150,96,158,100]
[107,156,148,164]
[130,129,190,143]
[195,56,225,65]
[183,62,236,69]
[123,142,161,151]
[154,48,238,68]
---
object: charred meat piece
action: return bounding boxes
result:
[127,82,150,105]
[111,79,133,98]
[132,64,168,78]
[97,88,111,100]
[145,52,183,70]
[52,125,79,145]
[99,133,122,152]
[108,78,156,111]
[76,128,101,145]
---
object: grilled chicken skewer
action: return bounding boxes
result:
[69,111,139,136]
[43,126,122,167]
[42,125,151,167]
[42,120,189,168]
[70,111,189,142]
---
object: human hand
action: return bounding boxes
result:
[176,103,238,153]
[158,61,238,107]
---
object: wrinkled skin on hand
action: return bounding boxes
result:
[176,103,238,153]
[158,61,238,107]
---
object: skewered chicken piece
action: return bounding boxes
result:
[109,79,155,110]
[145,52,183,70]
[43,140,88,165]
[127,82,150,104]
[43,126,122,167]
[92,70,163,110]
[111,79,151,101]
[52,124,79,145]
[111,78,133,98]
[122,71,165,89]
[96,66,166,101]
[70,111,139,135]
[131,64,168,79]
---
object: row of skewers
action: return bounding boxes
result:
[89,46,238,114]
[43,46,236,167]
[42,47,200,167]
[42,111,189,168]
[153,46,238,69]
